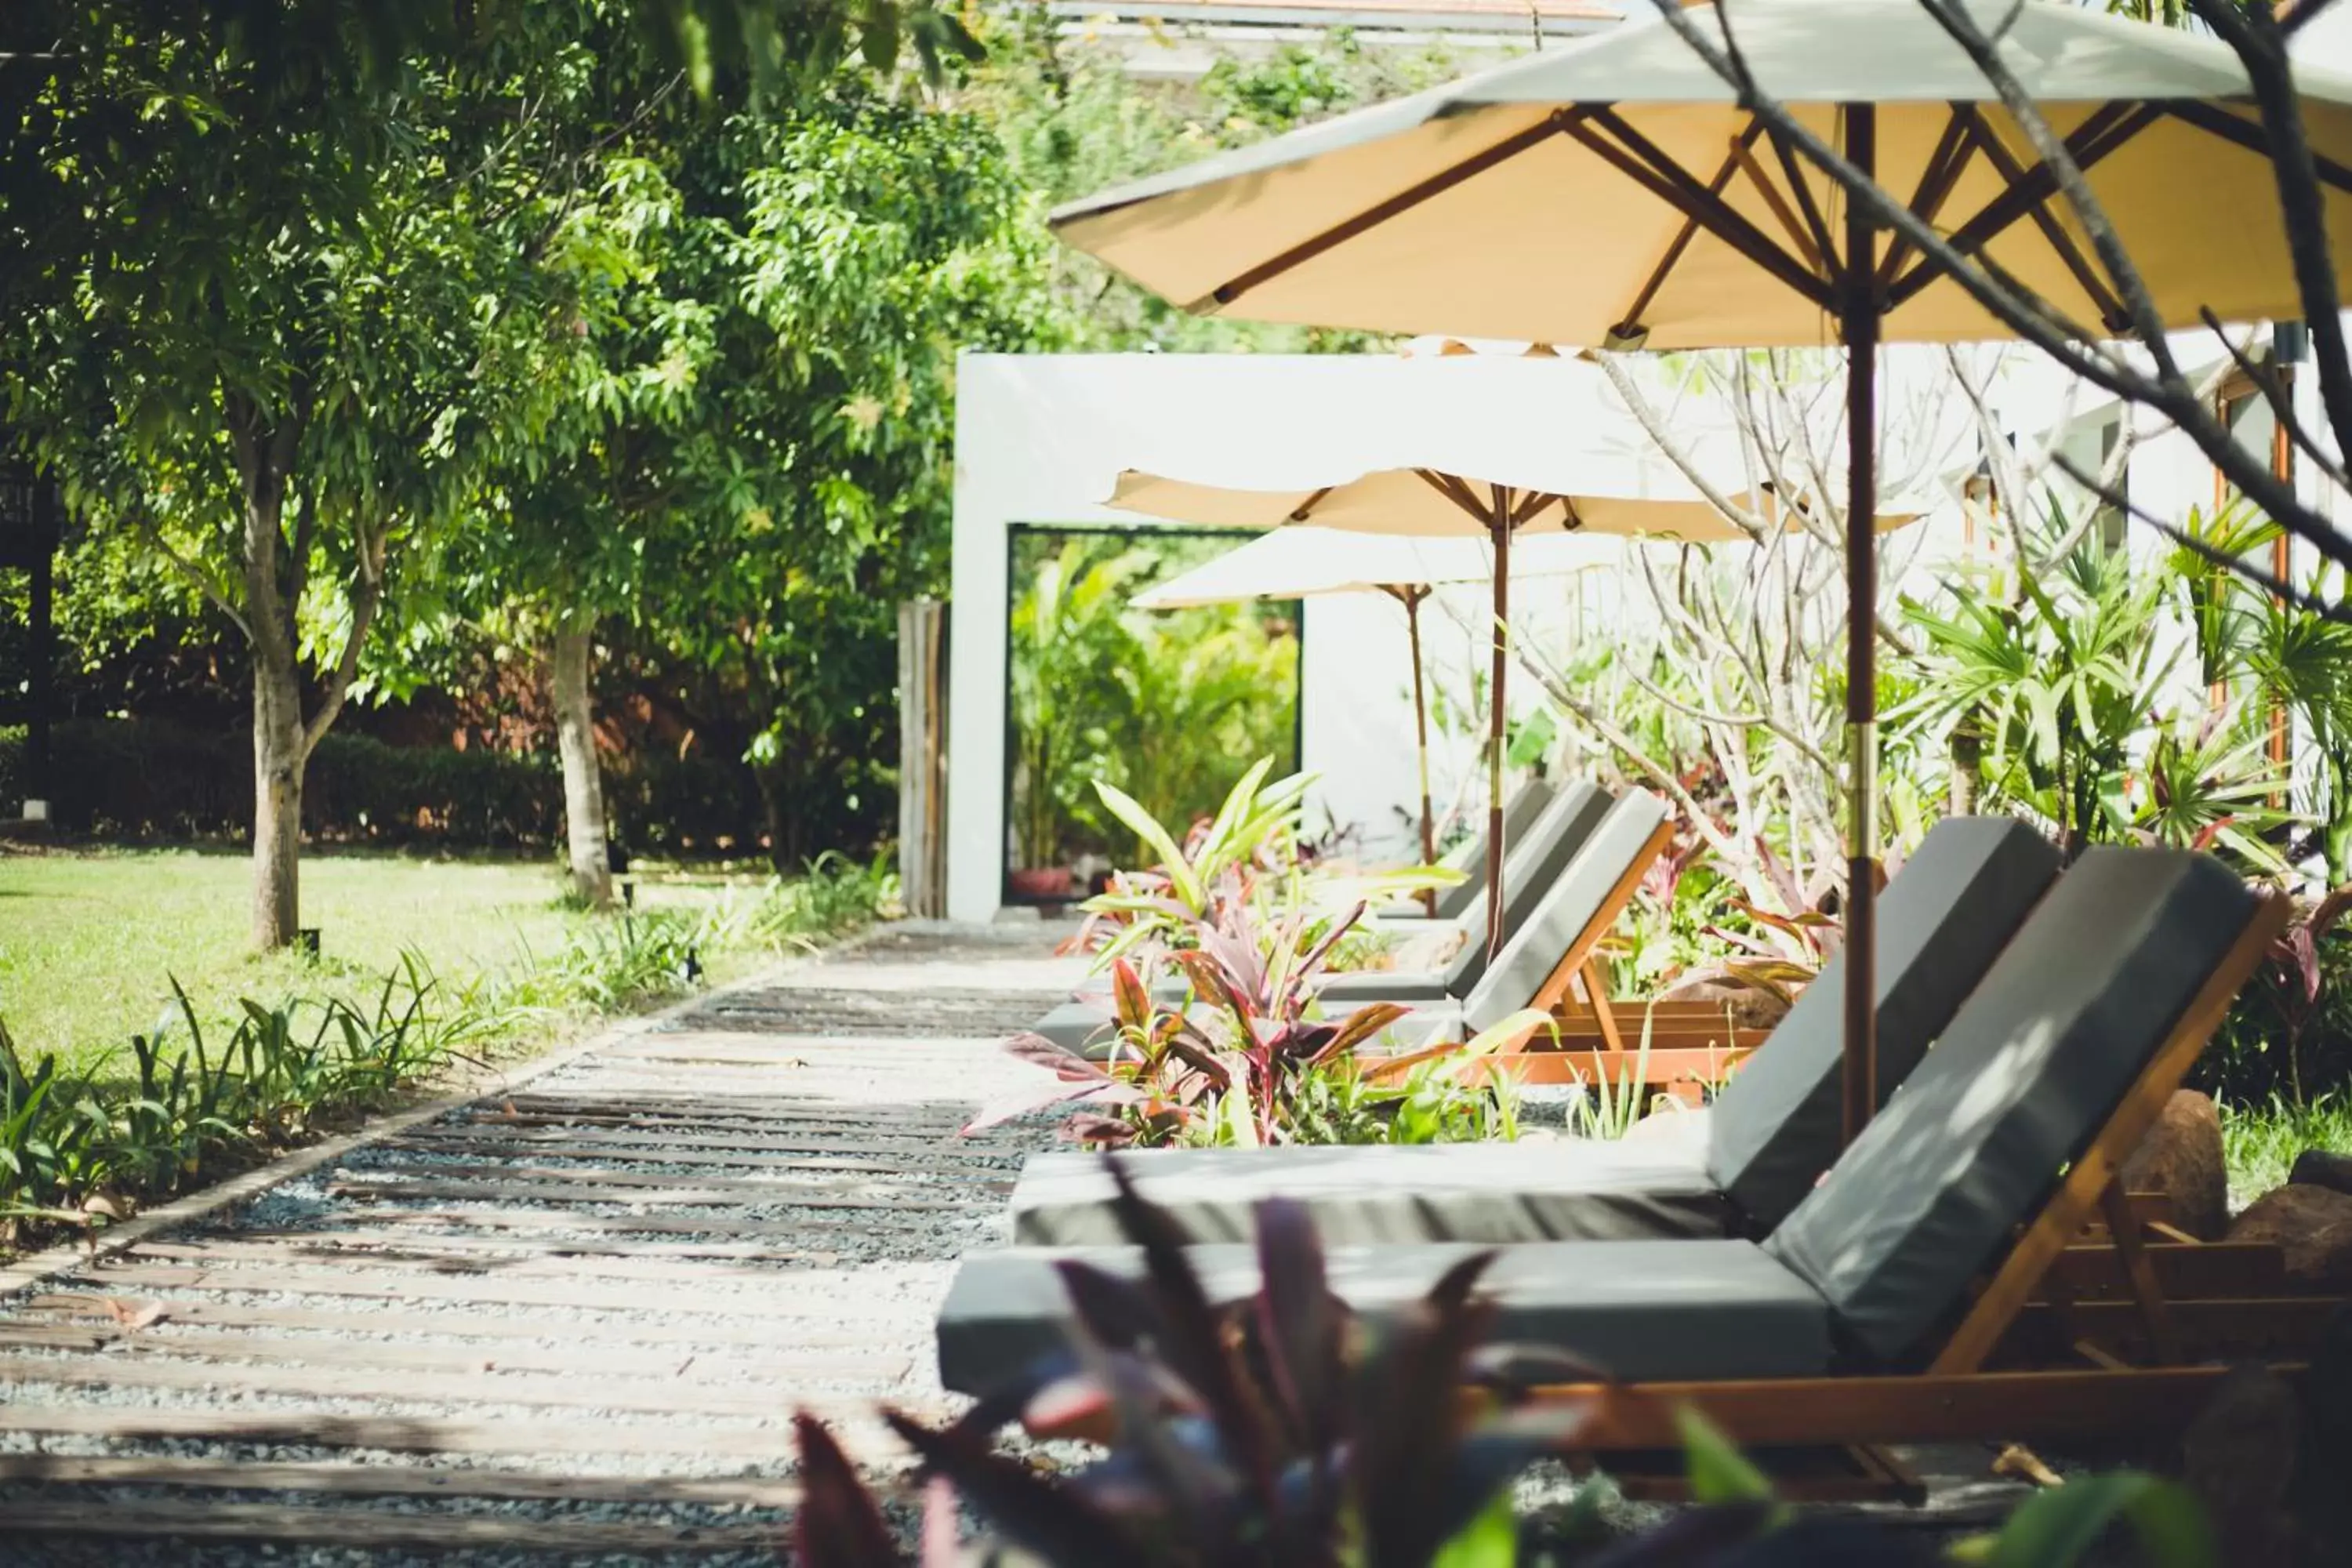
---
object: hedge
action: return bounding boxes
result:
[0,719,777,855]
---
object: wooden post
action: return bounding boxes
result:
[897,599,949,920]
[1841,103,1881,1148]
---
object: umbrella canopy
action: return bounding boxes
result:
[1134,526,1619,903]
[1109,466,1916,546]
[1131,526,1617,609]
[1052,0,2352,347]
[1052,0,2352,1142]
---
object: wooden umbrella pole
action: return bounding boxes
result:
[1405,588,1439,916]
[1841,103,1882,1148]
[1485,510,1511,961]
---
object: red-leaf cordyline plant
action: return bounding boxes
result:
[790,1161,1606,1567]
[2254,884,2352,1104]
[1071,759,1455,978]
[975,894,1414,1149]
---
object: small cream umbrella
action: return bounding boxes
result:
[1106,465,1914,956]
[1054,0,2352,1139]
[1134,527,1618,909]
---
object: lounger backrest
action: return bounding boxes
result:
[1459,789,1670,1033]
[1435,775,1560,920]
[1704,818,2062,1232]
[1762,848,2256,1364]
[1443,782,1612,993]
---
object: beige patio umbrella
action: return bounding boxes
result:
[1134,527,1618,910]
[1054,0,2352,1139]
[1107,465,1911,954]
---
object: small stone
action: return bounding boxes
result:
[2122,1089,2228,1241]
[2288,1148,2352,1198]
[2225,1184,2352,1288]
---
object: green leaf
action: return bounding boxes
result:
[1981,1473,2214,1568]
[1429,1488,1519,1568]
[1093,779,1203,913]
[1677,1406,1774,1507]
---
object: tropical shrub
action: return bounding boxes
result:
[2205,888,2352,1106]
[1005,532,1301,878]
[789,1163,2227,1567]
[1,956,489,1243]
[746,851,899,951]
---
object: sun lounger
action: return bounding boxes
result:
[1005,815,2062,1246]
[940,846,2302,1449]
[1029,780,1614,1051]
[1388,773,1560,922]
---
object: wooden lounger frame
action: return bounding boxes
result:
[1515,892,2327,1456]
[1466,815,1770,1091]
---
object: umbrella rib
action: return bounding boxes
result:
[2157,97,2352,197]
[1566,107,1832,310]
[1958,110,2131,332]
[1610,122,1762,345]
[1762,120,1839,273]
[1197,110,1588,311]
[1286,486,1334,524]
[1886,100,2156,310]
[1728,134,1828,278]
[1874,104,1978,291]
[1510,488,1563,529]
[1414,467,1490,522]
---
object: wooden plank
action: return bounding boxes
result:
[162,1226,826,1265]
[386,1129,1007,1176]
[493,1093,971,1127]
[2046,1242,2288,1301]
[0,1499,782,1552]
[0,1405,924,1461]
[0,1454,815,1508]
[45,1262,938,1319]
[326,1174,989,1212]
[19,1296,890,1352]
[337,1155,1008,1200]
[274,1202,946,1243]
[1996,1298,2339,1366]
[124,1235,843,1282]
[0,1325,909,1385]
[454,1109,980,1147]
[1461,1046,1755,1086]
[0,1352,886,1421]
[1570,1365,2302,1448]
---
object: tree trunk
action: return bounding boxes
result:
[549,626,613,909]
[754,765,793,876]
[1949,710,1984,816]
[250,644,305,950]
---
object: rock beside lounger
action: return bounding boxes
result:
[2289,1148,2352,1199]
[2227,1183,2352,1288]
[1654,971,1791,1030]
[2122,1089,2228,1240]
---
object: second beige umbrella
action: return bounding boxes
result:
[1108,465,1904,955]
[1134,527,1618,911]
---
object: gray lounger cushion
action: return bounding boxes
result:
[1703,817,2061,1232]
[938,1238,1831,1396]
[1009,1136,1726,1247]
[1763,848,2256,1364]
[1325,779,1613,1002]
[1454,790,1670,1035]
[1423,775,1559,920]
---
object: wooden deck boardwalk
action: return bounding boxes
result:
[0,924,1082,1564]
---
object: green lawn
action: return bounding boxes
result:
[0,846,756,1076]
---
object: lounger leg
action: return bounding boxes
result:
[1578,959,1626,1054]
[2099,1180,2184,1366]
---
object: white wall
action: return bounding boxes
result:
[946,351,1712,920]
